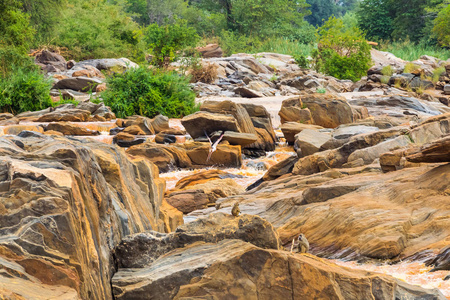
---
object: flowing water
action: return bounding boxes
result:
[333,260,450,298]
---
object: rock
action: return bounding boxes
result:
[52,77,103,92]
[71,65,104,78]
[444,84,450,95]
[112,239,445,300]
[196,44,223,58]
[263,155,298,181]
[37,109,91,122]
[0,113,14,120]
[75,58,138,73]
[155,132,177,144]
[122,116,155,135]
[196,131,257,147]
[280,122,323,144]
[295,129,332,157]
[0,117,19,125]
[409,113,450,144]
[127,142,192,172]
[234,86,264,98]
[151,114,170,133]
[45,122,100,136]
[34,50,67,72]
[67,59,76,69]
[166,189,209,213]
[113,213,280,268]
[0,134,181,299]
[278,96,314,124]
[301,93,354,128]
[1,125,44,135]
[160,128,186,135]
[332,125,380,140]
[181,111,240,139]
[96,83,107,92]
[114,132,146,147]
[174,169,242,190]
[123,124,146,135]
[406,135,450,163]
[347,135,411,164]
[185,142,242,168]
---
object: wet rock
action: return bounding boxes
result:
[181,111,240,139]
[155,132,177,144]
[295,129,331,157]
[185,142,242,168]
[112,239,445,300]
[263,155,298,181]
[45,122,100,136]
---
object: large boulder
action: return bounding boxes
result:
[52,77,103,92]
[34,50,67,72]
[301,93,355,128]
[112,239,445,300]
[181,111,240,139]
[278,96,313,124]
[0,134,181,299]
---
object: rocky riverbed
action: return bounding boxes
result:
[1,49,450,299]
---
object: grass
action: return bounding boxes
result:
[250,38,315,57]
[379,39,450,61]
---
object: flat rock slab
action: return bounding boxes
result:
[280,122,323,143]
[406,135,450,163]
[196,131,257,146]
[332,125,380,140]
[295,128,331,157]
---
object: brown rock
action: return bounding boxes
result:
[181,111,240,139]
[406,135,450,163]
[123,124,146,135]
[45,122,100,136]
[278,97,314,124]
[185,142,242,167]
[96,83,107,92]
[2,125,44,135]
[166,189,209,213]
[37,109,91,122]
[281,122,324,144]
[301,93,354,128]
[196,44,223,58]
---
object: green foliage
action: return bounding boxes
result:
[357,0,393,41]
[144,19,200,67]
[380,39,450,61]
[0,64,52,114]
[403,62,420,73]
[0,0,35,52]
[381,65,394,76]
[313,16,372,81]
[432,67,445,83]
[294,54,310,69]
[316,87,326,93]
[305,0,341,27]
[53,0,142,61]
[433,3,450,47]
[102,66,197,118]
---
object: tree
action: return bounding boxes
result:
[357,0,393,41]
[0,0,35,51]
[313,16,372,81]
[433,2,450,47]
[305,0,340,27]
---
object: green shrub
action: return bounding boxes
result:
[312,16,372,82]
[381,65,394,76]
[294,54,309,69]
[403,62,420,73]
[218,31,262,56]
[432,67,445,83]
[0,64,52,114]
[433,4,450,47]
[144,19,200,68]
[0,1,35,52]
[102,66,197,118]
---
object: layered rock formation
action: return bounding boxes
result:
[0,134,182,299]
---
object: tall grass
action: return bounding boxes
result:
[379,39,450,61]
[250,38,315,57]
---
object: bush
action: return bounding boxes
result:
[312,16,372,82]
[102,66,197,118]
[190,63,218,84]
[0,64,52,114]
[144,19,200,68]
[433,4,450,47]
